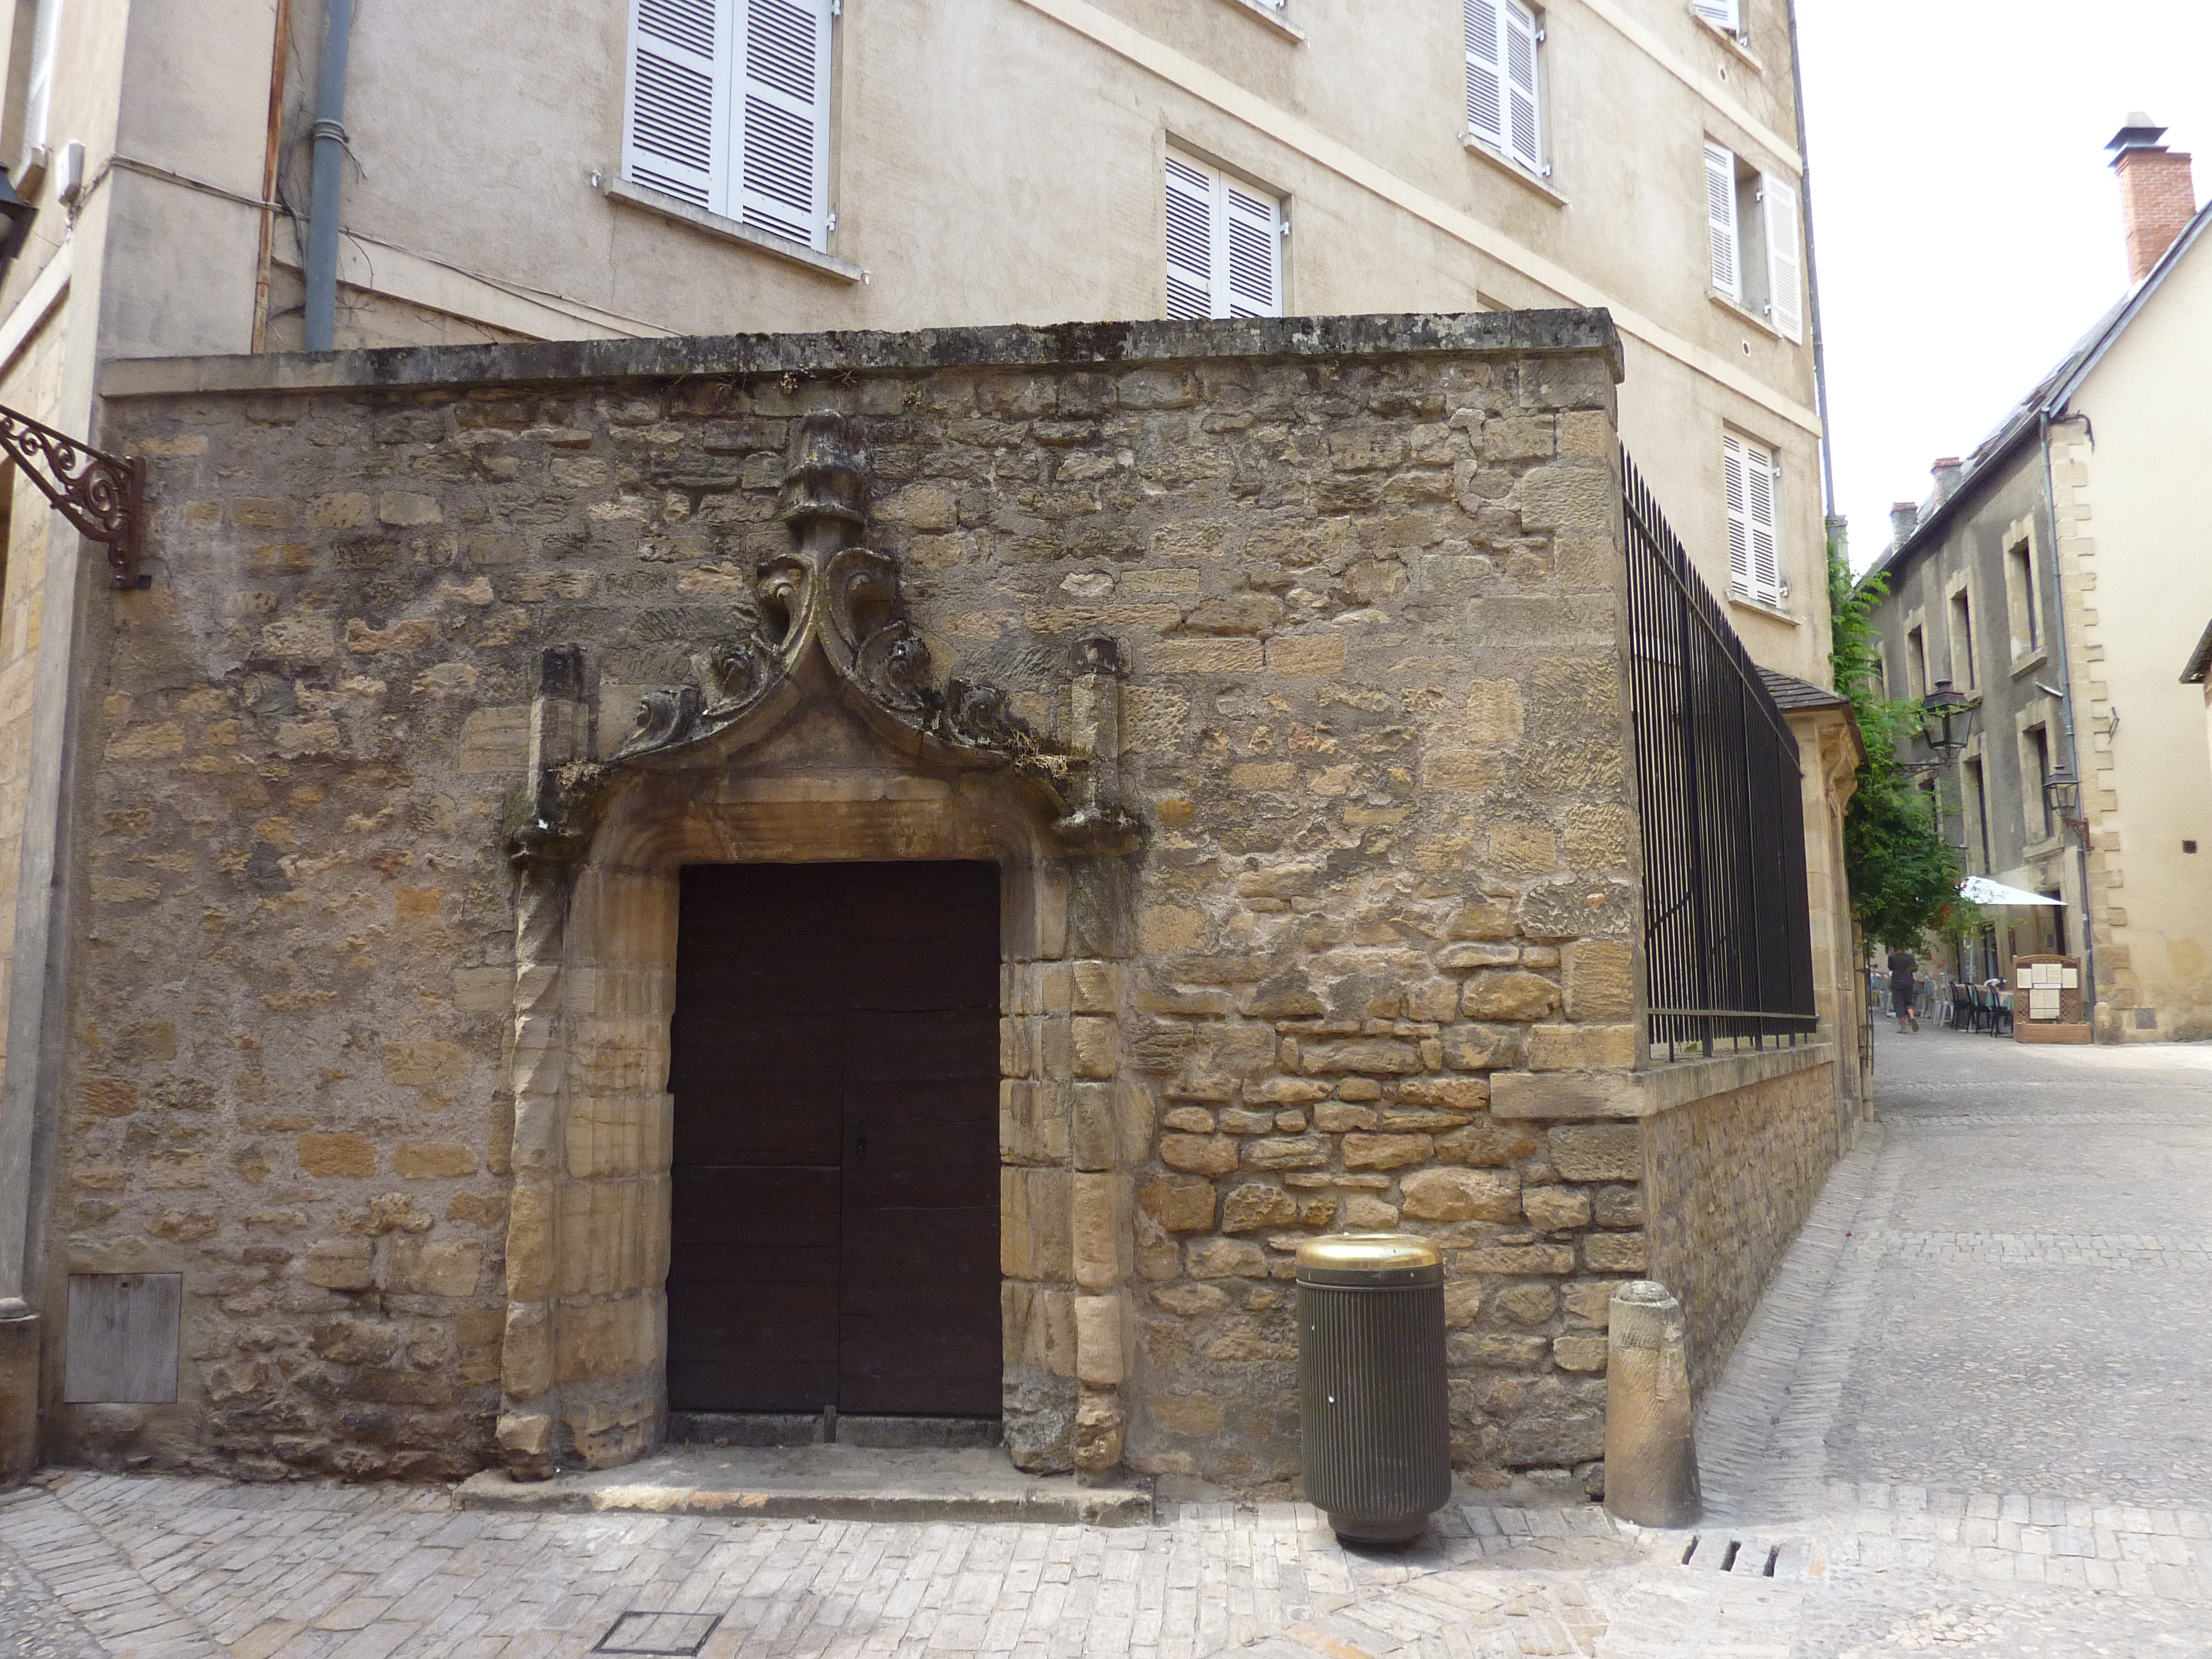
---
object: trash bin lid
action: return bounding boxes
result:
[1295,1232,1444,1286]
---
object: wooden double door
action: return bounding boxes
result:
[665,860,1002,1417]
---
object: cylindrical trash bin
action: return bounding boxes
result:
[1296,1233,1450,1543]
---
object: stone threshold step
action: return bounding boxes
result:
[455,1445,1153,1526]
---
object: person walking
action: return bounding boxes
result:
[1887,946,1920,1033]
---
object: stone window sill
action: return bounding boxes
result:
[1729,590,1798,626]
[605,177,867,284]
[1210,0,1305,42]
[1491,1040,1837,1120]
[1692,12,1765,72]
[1708,288,1783,340]
[1461,135,1567,207]
[2009,645,2050,679]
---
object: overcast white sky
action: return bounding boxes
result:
[1796,0,2212,572]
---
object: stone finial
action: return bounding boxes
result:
[780,409,868,546]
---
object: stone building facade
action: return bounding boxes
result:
[19,311,1852,1491]
[1865,126,2212,1039]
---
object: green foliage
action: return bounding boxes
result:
[1831,537,1983,950]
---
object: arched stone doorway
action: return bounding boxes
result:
[490,414,1139,1480]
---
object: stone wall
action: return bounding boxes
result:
[1643,1058,1839,1395]
[55,313,1652,1487]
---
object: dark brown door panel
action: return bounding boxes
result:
[668,861,1002,1417]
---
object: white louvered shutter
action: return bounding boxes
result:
[1221,179,1282,317]
[1762,173,1803,342]
[625,0,729,210]
[1690,0,1740,31]
[1723,434,1751,595]
[1464,0,1506,154]
[735,0,833,249]
[1704,142,1740,301]
[1165,153,1282,322]
[1746,445,1781,603]
[1164,154,1215,321]
[1502,0,1542,173]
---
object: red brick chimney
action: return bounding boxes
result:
[2108,113,2197,284]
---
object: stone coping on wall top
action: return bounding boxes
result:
[94,309,1624,401]
[1489,1041,1837,1120]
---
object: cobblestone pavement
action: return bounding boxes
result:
[5,1026,2211,1658]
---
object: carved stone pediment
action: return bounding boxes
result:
[506,411,1139,881]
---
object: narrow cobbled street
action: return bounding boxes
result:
[5,1027,2210,1659]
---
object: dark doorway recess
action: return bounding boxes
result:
[666,860,1002,1417]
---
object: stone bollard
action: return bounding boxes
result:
[0,1299,40,1486]
[1602,1281,1700,1527]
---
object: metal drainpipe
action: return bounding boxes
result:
[303,0,356,352]
[2039,407,2098,1033]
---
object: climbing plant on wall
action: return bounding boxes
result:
[1831,538,1982,949]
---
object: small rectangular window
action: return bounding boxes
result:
[2007,537,2041,652]
[1723,432,1783,608]
[1466,0,1544,175]
[1963,758,1991,871]
[1949,588,1977,691]
[1164,150,1282,321]
[1906,625,1928,702]
[623,0,836,251]
[2028,725,2053,838]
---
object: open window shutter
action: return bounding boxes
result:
[734,0,833,249]
[1502,1,1541,173]
[1164,154,1215,321]
[1221,181,1282,318]
[625,0,729,210]
[1690,0,1740,31]
[1763,173,1803,342]
[1463,0,1506,153]
[1747,446,1781,603]
[1704,142,1740,301]
[1723,434,1751,595]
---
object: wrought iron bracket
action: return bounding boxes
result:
[0,404,147,589]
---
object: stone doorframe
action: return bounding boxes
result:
[491,412,1141,1480]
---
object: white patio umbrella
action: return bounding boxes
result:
[1957,876,2063,906]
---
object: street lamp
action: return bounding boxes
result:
[1919,678,1975,763]
[2043,768,2082,830]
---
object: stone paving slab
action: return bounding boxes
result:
[10,1025,2212,1655]
[453,1447,1154,1526]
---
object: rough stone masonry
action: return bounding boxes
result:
[34,309,1797,1495]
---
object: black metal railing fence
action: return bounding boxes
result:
[1623,449,1818,1057]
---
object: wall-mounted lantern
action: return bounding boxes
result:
[2042,768,2082,828]
[1919,677,1976,763]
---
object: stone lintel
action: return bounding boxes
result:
[95,310,1626,401]
[1490,1043,1837,1120]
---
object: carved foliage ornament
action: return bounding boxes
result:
[508,411,1138,876]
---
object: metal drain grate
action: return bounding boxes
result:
[594,1611,722,1655]
[1678,1533,1814,1580]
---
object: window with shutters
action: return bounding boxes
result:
[1164,150,1283,321]
[1721,432,1785,610]
[1703,142,1803,342]
[1464,0,1544,178]
[1689,0,1741,38]
[623,0,836,252]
